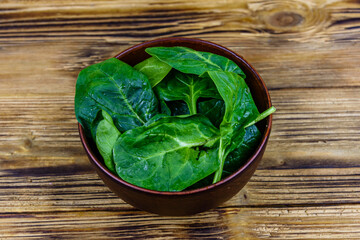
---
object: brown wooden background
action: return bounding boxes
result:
[1,0,360,239]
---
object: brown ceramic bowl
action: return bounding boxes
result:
[78,37,273,216]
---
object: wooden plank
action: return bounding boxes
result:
[263,87,360,169]
[0,0,358,42]
[225,204,360,239]
[0,39,359,94]
[0,0,359,93]
[1,204,360,239]
[1,167,360,213]
[241,168,360,205]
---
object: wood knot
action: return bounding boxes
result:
[23,138,33,150]
[269,12,303,27]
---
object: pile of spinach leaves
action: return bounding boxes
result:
[75,46,275,192]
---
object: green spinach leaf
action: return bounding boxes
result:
[144,113,169,126]
[167,101,190,116]
[155,71,220,114]
[207,70,260,183]
[187,125,260,187]
[223,125,261,174]
[113,115,220,191]
[208,71,260,127]
[208,71,276,182]
[198,99,225,128]
[75,58,159,138]
[158,98,172,116]
[146,46,245,78]
[134,57,172,87]
[94,110,121,173]
[186,173,215,190]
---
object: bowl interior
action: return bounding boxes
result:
[80,37,272,196]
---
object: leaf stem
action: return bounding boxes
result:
[188,98,197,115]
[244,106,276,128]
[213,139,225,183]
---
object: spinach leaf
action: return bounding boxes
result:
[186,173,215,190]
[75,58,159,138]
[144,113,169,126]
[207,70,260,183]
[208,71,260,127]
[134,57,172,87]
[223,125,261,174]
[155,71,220,114]
[208,71,276,183]
[113,115,220,191]
[158,99,172,116]
[167,101,190,116]
[187,126,260,187]
[156,99,190,117]
[94,110,121,173]
[146,46,245,78]
[198,99,225,128]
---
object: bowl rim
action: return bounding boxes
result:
[78,37,272,196]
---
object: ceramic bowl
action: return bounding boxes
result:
[78,37,273,216]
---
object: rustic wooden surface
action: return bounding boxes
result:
[0,0,359,239]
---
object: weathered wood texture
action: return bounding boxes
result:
[0,0,359,239]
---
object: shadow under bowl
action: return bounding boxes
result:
[78,37,273,216]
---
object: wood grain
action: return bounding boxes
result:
[0,0,360,239]
[2,204,360,239]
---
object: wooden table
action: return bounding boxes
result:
[1,0,359,239]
